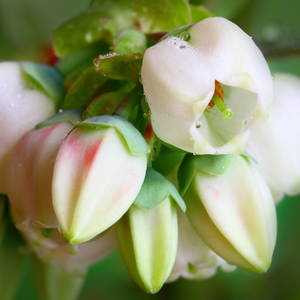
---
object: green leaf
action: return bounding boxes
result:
[178,154,235,195]
[134,168,186,211]
[113,29,147,55]
[132,0,191,33]
[53,11,106,58]
[79,115,148,156]
[90,0,136,36]
[36,109,84,129]
[63,66,107,110]
[20,62,65,111]
[152,146,186,176]
[190,5,215,23]
[83,91,128,119]
[94,53,142,83]
[240,151,258,164]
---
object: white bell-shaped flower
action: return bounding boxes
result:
[0,62,57,193]
[141,17,273,154]
[246,73,300,203]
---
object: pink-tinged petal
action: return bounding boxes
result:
[52,126,147,244]
[6,122,73,228]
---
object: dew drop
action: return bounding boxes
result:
[179,31,191,42]
[195,121,202,128]
[59,109,63,113]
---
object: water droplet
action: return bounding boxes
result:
[59,109,63,113]
[195,121,202,128]
[179,31,191,42]
[93,59,100,68]
[242,119,247,128]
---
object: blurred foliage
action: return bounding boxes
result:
[1,0,300,299]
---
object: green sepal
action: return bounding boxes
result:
[152,145,186,176]
[158,23,195,43]
[178,154,235,196]
[78,115,148,156]
[134,168,186,212]
[35,109,84,130]
[83,91,128,119]
[113,29,147,55]
[132,0,191,33]
[53,11,106,58]
[240,151,258,164]
[32,255,85,300]
[94,52,142,83]
[20,62,65,111]
[190,5,215,23]
[63,66,107,110]
[113,82,143,120]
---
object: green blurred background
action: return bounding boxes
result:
[1,0,300,299]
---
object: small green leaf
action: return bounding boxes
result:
[240,151,258,164]
[152,146,186,176]
[36,109,84,130]
[132,0,191,33]
[63,66,107,110]
[83,91,128,119]
[53,11,106,58]
[113,29,147,55]
[178,154,235,196]
[79,115,148,156]
[90,0,136,36]
[188,262,198,274]
[134,168,186,211]
[190,5,215,23]
[94,53,142,83]
[20,62,65,111]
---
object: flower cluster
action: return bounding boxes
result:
[1,5,300,300]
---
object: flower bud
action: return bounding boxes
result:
[246,73,300,202]
[141,17,272,154]
[183,155,277,273]
[52,115,148,244]
[0,61,64,193]
[167,208,236,282]
[116,198,177,294]
[5,112,79,230]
